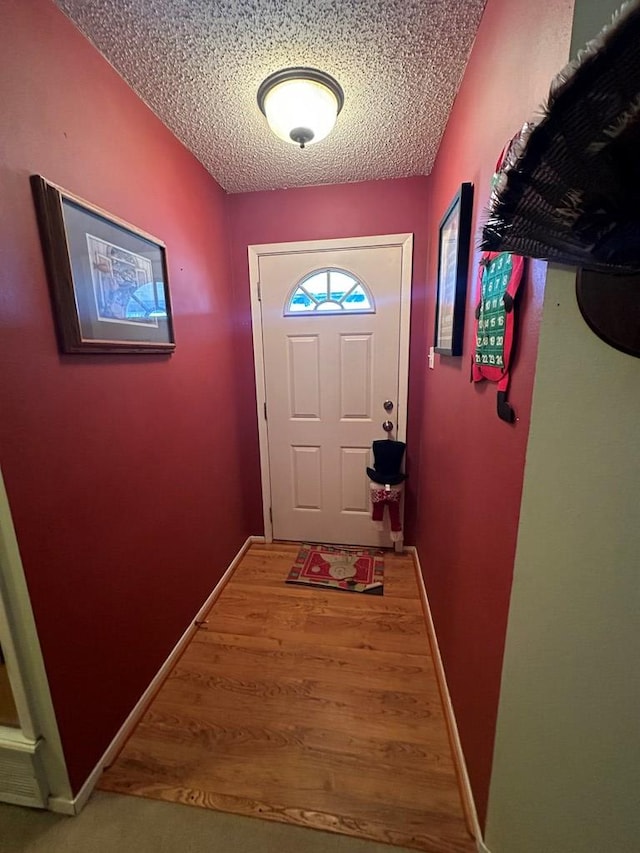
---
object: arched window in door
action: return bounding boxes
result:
[285,268,375,315]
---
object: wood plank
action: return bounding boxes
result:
[99,543,474,852]
[150,677,448,745]
[126,705,456,771]
[184,634,440,693]
[194,614,428,656]
[214,584,424,615]
[165,654,444,717]
[106,738,461,811]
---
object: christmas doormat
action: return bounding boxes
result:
[286,544,384,595]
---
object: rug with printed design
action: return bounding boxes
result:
[285,543,384,595]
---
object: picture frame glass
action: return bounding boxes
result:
[62,199,172,347]
[436,204,461,351]
[433,182,473,357]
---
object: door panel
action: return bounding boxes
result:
[255,235,412,546]
[340,334,372,419]
[340,447,372,512]
[288,336,321,418]
[291,446,322,509]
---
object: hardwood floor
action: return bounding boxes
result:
[98,543,475,853]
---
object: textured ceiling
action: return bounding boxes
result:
[54,0,487,193]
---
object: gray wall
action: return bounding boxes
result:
[569,0,622,54]
[484,5,640,849]
[484,265,640,852]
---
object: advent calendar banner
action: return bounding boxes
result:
[472,250,524,422]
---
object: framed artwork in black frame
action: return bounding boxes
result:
[31,175,175,354]
[434,182,474,356]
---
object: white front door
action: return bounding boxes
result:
[249,234,412,547]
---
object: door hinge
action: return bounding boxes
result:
[269,507,273,524]
[257,280,261,301]
[263,401,267,420]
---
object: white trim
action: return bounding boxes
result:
[395,233,413,445]
[0,734,48,808]
[393,234,413,555]
[248,245,273,542]
[48,535,262,815]
[407,545,484,846]
[0,583,35,738]
[0,727,38,747]
[0,466,72,802]
[248,233,413,544]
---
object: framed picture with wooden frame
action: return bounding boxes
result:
[434,182,474,356]
[31,175,175,354]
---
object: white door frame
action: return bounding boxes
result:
[0,465,72,806]
[248,233,414,543]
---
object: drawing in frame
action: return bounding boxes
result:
[434,182,474,356]
[31,175,175,354]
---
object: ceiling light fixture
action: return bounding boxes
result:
[257,67,344,149]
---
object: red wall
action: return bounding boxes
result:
[227,178,430,541]
[0,0,249,793]
[413,0,575,828]
[0,0,576,817]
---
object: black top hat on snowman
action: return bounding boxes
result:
[366,439,406,486]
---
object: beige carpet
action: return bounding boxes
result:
[0,791,415,853]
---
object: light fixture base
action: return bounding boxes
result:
[290,127,314,148]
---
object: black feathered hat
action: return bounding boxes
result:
[480,2,640,274]
[366,439,406,486]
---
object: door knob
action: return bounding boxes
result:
[383,400,394,412]
[382,420,394,432]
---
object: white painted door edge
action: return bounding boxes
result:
[248,233,413,544]
[407,545,487,849]
[48,535,264,815]
[0,466,71,805]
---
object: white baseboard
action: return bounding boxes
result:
[0,732,48,808]
[48,535,263,816]
[47,794,75,815]
[407,546,484,847]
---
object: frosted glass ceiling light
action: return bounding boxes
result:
[257,67,344,149]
